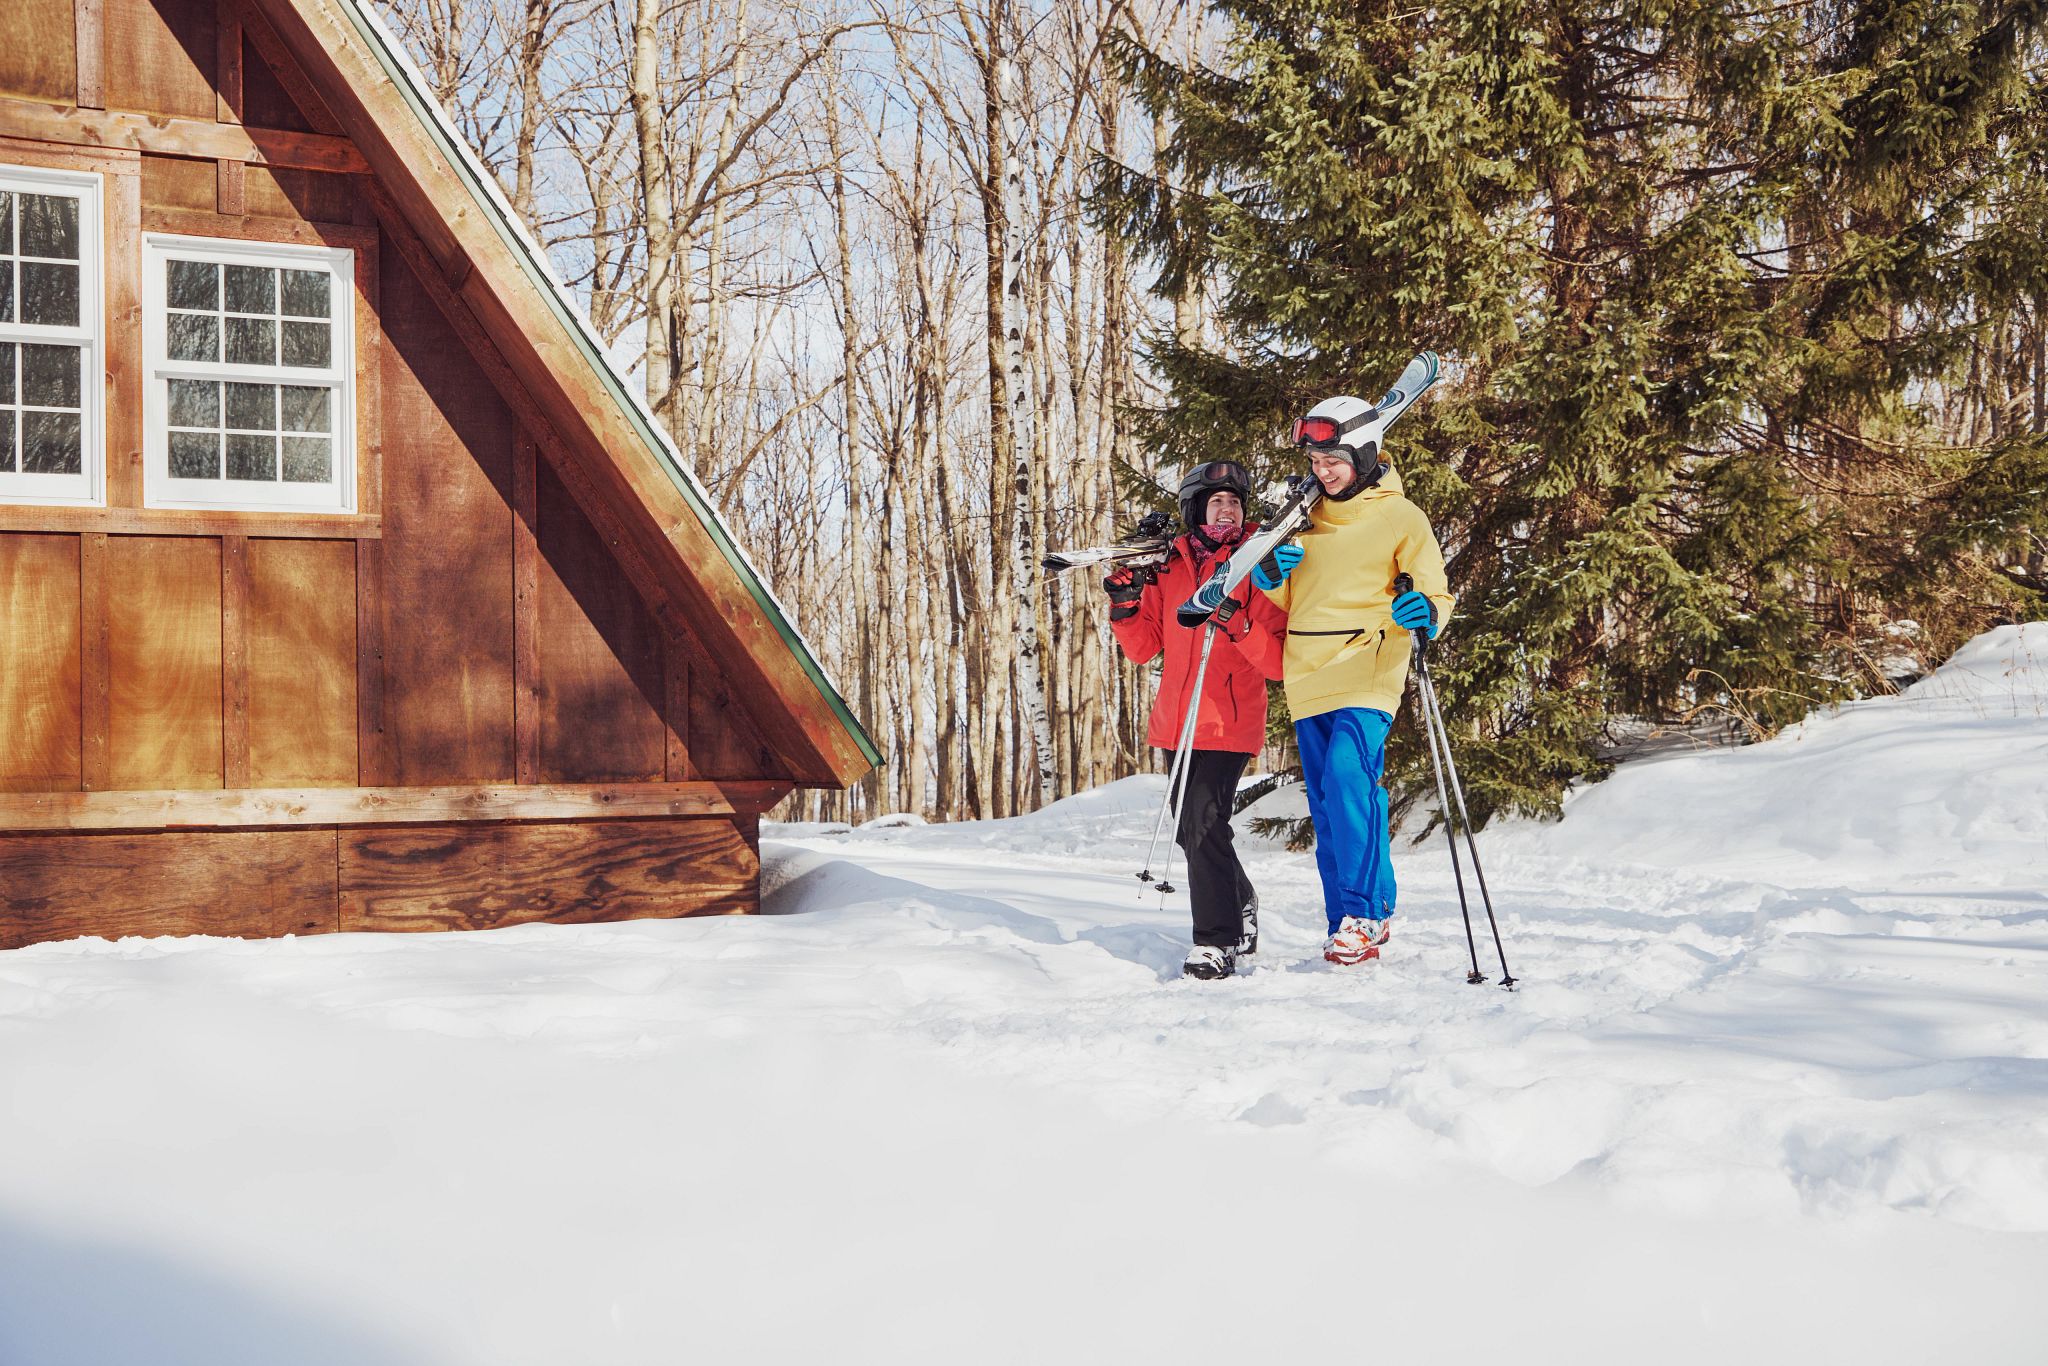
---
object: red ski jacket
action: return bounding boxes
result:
[1109,531,1288,756]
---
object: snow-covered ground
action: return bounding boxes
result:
[3,626,2046,1363]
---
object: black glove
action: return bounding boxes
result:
[1104,564,1154,620]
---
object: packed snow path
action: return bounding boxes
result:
[2,626,2044,1363]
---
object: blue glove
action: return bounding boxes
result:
[1391,589,1436,639]
[1252,542,1304,590]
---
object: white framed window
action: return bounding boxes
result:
[143,234,355,513]
[0,165,103,506]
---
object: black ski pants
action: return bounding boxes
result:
[1174,748,1257,948]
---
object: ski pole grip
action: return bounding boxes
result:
[1393,573,1425,661]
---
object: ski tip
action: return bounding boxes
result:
[1041,555,1071,572]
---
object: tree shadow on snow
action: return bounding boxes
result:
[0,1211,431,1366]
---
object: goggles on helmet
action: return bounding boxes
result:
[1292,416,1340,448]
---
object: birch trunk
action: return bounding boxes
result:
[999,42,1056,807]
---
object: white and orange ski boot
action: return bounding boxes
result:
[1323,915,1391,965]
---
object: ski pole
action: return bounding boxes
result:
[1154,621,1226,895]
[1395,574,1517,990]
[1397,577,1485,983]
[1139,620,1220,892]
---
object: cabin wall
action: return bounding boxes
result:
[0,0,788,949]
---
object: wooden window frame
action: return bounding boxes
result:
[0,163,105,508]
[141,231,357,515]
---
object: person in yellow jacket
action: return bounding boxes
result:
[1243,395,1456,965]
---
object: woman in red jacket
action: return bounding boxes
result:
[1104,461,1287,979]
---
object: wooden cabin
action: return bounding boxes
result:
[0,0,879,950]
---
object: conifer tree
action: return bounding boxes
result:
[1097,0,2048,820]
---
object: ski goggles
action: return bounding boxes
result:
[1192,460,1249,488]
[1292,408,1374,449]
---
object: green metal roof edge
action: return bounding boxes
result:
[331,0,882,772]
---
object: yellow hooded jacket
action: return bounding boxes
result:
[1253,466,1455,721]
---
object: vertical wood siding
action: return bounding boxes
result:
[0,534,84,791]
[247,536,356,784]
[377,235,516,784]
[106,535,223,789]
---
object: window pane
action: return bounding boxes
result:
[20,262,79,327]
[279,385,328,433]
[22,410,82,474]
[225,316,276,366]
[224,264,275,315]
[167,312,219,363]
[167,377,219,428]
[281,269,330,318]
[22,344,81,408]
[20,194,79,260]
[0,411,14,473]
[282,435,331,483]
[167,259,217,311]
[0,261,12,325]
[169,430,220,479]
[0,341,13,404]
[225,381,275,431]
[0,192,12,253]
[226,432,276,481]
[280,320,330,369]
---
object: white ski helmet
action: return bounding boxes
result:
[1293,394,1389,500]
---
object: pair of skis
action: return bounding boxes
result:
[1136,351,1446,899]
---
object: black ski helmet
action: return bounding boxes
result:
[1175,460,1253,530]
[1293,395,1389,500]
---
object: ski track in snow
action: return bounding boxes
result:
[753,784,2048,1233]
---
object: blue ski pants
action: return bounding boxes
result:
[1294,707,1397,934]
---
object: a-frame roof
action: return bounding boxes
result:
[252,0,881,787]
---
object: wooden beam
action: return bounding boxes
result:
[141,208,373,250]
[104,169,144,508]
[229,0,345,136]
[217,0,245,124]
[215,158,246,216]
[513,430,541,784]
[664,632,694,781]
[75,0,105,111]
[0,102,367,174]
[79,533,110,790]
[221,535,251,787]
[355,537,388,785]
[0,506,380,539]
[0,780,793,833]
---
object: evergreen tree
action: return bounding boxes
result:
[1097,0,2048,821]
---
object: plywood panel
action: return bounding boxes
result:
[378,236,515,784]
[107,536,223,789]
[536,460,666,783]
[0,0,76,103]
[105,0,216,120]
[339,817,757,932]
[0,828,336,948]
[245,538,357,786]
[141,154,217,212]
[246,165,354,224]
[690,648,779,781]
[0,534,83,791]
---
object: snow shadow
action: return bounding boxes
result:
[762,848,1185,975]
[0,1210,431,1366]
